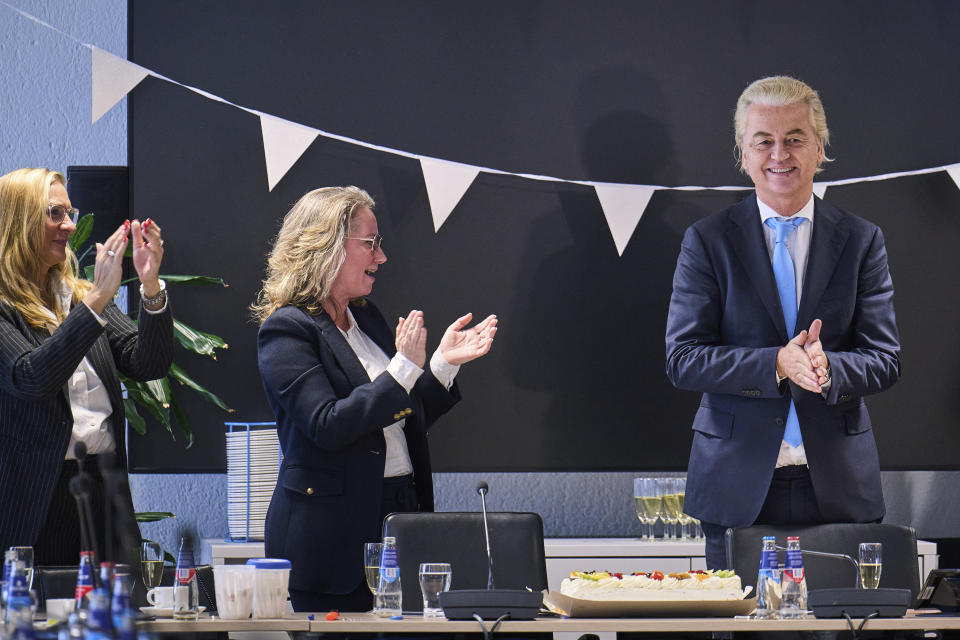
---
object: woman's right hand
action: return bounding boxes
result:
[395,309,427,368]
[82,221,129,315]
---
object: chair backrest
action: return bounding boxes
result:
[382,512,547,613]
[726,523,920,600]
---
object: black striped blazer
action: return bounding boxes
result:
[0,298,173,550]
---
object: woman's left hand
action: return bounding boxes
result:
[439,313,498,365]
[131,218,164,295]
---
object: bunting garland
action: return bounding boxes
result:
[5,1,960,256]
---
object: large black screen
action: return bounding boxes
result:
[129,1,960,472]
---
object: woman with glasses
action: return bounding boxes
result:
[0,168,173,565]
[252,186,497,612]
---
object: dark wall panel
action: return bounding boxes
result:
[129,1,960,472]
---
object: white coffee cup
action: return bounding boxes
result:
[46,598,75,621]
[147,585,175,608]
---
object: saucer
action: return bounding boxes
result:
[140,605,206,618]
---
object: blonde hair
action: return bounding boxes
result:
[251,186,375,324]
[733,75,834,173]
[0,168,91,328]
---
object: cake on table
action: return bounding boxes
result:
[560,569,747,601]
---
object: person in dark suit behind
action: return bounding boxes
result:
[252,186,497,612]
[665,77,901,569]
[0,167,173,565]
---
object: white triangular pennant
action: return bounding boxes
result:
[420,158,480,231]
[813,182,828,199]
[91,47,150,123]
[947,164,960,192]
[593,183,656,256]
[259,114,320,191]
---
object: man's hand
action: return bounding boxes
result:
[803,318,830,385]
[777,329,822,393]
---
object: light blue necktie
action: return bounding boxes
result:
[765,216,806,448]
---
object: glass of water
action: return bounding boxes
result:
[10,547,34,591]
[858,542,882,589]
[418,562,451,618]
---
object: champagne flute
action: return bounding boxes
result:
[659,478,682,540]
[859,542,882,589]
[10,547,33,591]
[633,478,662,541]
[363,542,383,610]
[675,477,693,540]
[140,541,164,590]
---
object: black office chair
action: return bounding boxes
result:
[725,523,921,601]
[382,511,548,614]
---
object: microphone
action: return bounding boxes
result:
[476,482,494,589]
[69,464,99,565]
[438,480,542,620]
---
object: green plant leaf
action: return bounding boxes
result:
[135,513,176,523]
[170,362,233,413]
[174,319,228,358]
[69,213,95,252]
[161,274,228,287]
[84,264,95,281]
[122,377,172,434]
[124,397,147,435]
[145,377,173,409]
[168,389,195,448]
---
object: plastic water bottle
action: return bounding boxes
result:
[85,589,112,640]
[173,537,199,620]
[74,551,96,609]
[754,536,780,618]
[1,549,15,621]
[375,536,402,617]
[780,536,807,617]
[4,559,31,627]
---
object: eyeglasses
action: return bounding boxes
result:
[47,204,79,225]
[346,233,383,254]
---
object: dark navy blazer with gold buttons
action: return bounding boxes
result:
[257,299,460,595]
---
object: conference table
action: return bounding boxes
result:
[138,610,960,635]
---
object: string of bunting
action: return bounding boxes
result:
[5,1,960,256]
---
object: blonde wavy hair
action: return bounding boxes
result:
[733,75,834,174]
[0,168,91,328]
[251,186,375,325]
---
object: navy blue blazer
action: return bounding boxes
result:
[0,299,174,551]
[665,194,900,528]
[258,299,460,595]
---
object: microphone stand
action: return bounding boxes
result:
[477,482,495,590]
[70,443,100,568]
[775,544,861,589]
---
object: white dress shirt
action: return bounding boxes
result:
[49,280,169,459]
[338,307,459,477]
[757,194,815,467]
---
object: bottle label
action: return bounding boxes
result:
[759,550,778,571]
[176,568,196,584]
[785,548,804,569]
[380,548,399,583]
[75,583,93,602]
[9,573,27,598]
[783,567,805,583]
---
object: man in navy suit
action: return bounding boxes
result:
[665,76,901,569]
